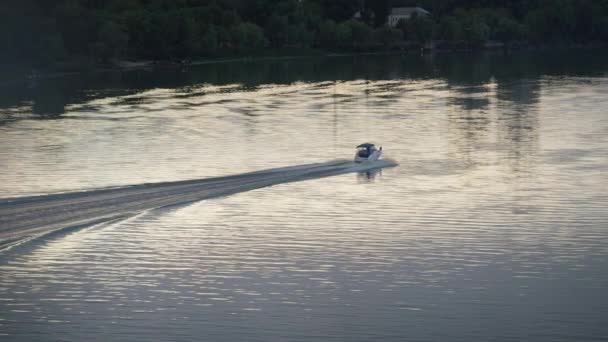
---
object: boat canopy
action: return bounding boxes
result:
[356,143,376,149]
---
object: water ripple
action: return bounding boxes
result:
[0,60,607,341]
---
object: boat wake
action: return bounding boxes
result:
[0,159,397,251]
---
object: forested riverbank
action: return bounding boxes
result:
[3,0,608,72]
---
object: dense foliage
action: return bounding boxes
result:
[3,0,608,66]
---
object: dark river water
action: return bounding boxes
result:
[1,50,608,341]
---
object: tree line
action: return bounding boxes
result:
[2,0,608,67]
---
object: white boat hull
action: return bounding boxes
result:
[354,150,382,163]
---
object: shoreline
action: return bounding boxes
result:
[3,44,607,87]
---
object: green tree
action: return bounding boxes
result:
[335,22,352,48]
[298,0,324,29]
[123,9,152,58]
[90,20,128,62]
[347,20,373,47]
[493,15,524,42]
[265,15,289,47]
[54,1,97,55]
[145,12,179,58]
[436,15,463,41]
[523,10,548,42]
[312,0,363,22]
[5,0,608,67]
[468,21,490,45]
[401,14,435,44]
[318,19,338,47]
[176,12,202,57]
[364,0,390,27]
[232,22,265,49]
[201,25,218,54]
[287,23,314,47]
[454,10,490,46]
[374,27,403,48]
[216,26,232,49]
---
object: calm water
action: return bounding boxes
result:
[1,51,608,341]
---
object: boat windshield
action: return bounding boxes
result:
[357,147,370,158]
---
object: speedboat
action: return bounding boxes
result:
[354,143,382,163]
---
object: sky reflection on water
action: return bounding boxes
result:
[1,52,607,341]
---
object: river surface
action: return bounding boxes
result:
[1,51,608,341]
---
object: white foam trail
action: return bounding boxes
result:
[0,159,397,250]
